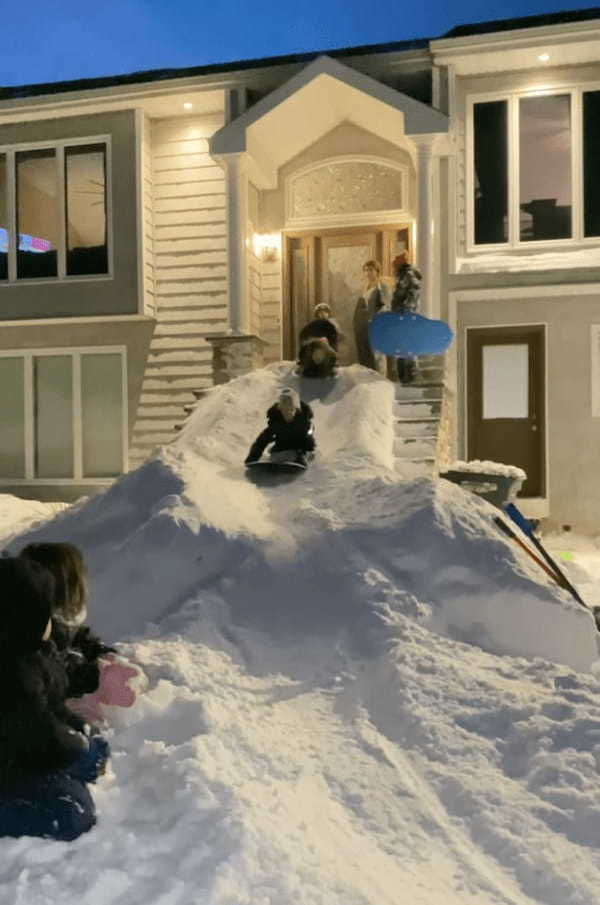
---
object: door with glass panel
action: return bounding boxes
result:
[467,326,545,497]
[284,225,410,360]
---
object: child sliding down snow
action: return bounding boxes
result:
[245,388,315,467]
[18,542,145,727]
[297,303,339,378]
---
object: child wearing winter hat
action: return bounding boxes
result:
[245,387,315,466]
[0,556,109,841]
[19,542,145,727]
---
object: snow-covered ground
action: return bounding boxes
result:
[2,362,600,905]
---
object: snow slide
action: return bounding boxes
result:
[3,362,600,905]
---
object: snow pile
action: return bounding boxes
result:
[447,459,527,481]
[3,362,600,905]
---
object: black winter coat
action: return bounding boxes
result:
[51,616,115,699]
[0,642,88,792]
[246,402,315,462]
[299,318,339,351]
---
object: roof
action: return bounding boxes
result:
[0,37,430,102]
[1,6,600,103]
[444,5,600,38]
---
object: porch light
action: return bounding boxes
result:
[538,53,550,62]
[183,102,193,110]
[252,232,281,262]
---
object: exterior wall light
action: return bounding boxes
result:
[183,102,193,110]
[538,53,550,62]
[252,233,281,262]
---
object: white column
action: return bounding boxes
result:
[223,153,248,334]
[414,135,436,319]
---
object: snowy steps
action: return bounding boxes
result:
[392,369,445,471]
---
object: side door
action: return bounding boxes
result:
[467,325,545,497]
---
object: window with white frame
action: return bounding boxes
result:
[469,89,600,247]
[0,348,126,481]
[0,138,110,281]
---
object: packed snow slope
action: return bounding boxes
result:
[4,363,600,905]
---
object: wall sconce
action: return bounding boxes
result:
[252,233,281,263]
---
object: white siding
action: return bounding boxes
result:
[129,111,227,466]
[260,257,282,364]
[141,114,156,316]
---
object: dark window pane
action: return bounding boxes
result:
[0,155,7,280]
[474,101,508,244]
[519,94,572,241]
[34,356,73,478]
[584,91,600,237]
[16,148,58,279]
[65,143,108,276]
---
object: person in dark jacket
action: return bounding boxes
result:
[19,542,115,699]
[0,557,109,841]
[245,388,315,466]
[299,303,340,351]
[298,303,339,378]
[391,252,422,384]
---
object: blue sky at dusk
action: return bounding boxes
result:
[2,0,599,87]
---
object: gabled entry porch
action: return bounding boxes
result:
[208,54,449,376]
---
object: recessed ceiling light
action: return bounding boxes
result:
[183,102,193,110]
[538,53,550,62]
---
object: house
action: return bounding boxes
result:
[1,7,600,531]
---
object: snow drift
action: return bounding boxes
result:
[10,363,596,671]
[3,362,600,905]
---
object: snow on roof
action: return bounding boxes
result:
[3,362,600,903]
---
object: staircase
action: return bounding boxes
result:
[128,324,213,470]
[393,355,448,474]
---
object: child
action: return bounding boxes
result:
[19,542,144,726]
[298,304,339,378]
[245,388,315,467]
[299,302,340,351]
[391,252,422,385]
[0,557,109,841]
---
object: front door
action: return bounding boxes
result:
[467,326,545,497]
[284,225,410,361]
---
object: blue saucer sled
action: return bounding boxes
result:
[368,312,454,357]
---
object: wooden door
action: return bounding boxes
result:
[467,326,545,497]
[283,225,410,360]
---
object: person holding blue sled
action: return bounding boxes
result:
[391,252,422,384]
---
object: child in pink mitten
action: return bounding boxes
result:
[18,542,145,727]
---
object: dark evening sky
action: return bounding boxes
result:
[2,0,599,88]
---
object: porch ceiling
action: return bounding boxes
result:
[210,55,448,188]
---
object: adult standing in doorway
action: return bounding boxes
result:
[353,260,389,374]
[391,252,422,384]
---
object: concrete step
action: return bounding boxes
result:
[394,382,444,401]
[134,418,180,432]
[394,436,437,457]
[395,421,439,438]
[131,430,175,446]
[394,399,442,418]
[137,403,188,418]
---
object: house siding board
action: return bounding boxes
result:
[260,258,282,363]
[129,111,227,466]
[0,110,138,319]
[142,114,156,317]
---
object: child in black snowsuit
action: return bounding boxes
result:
[245,388,315,467]
[298,303,339,378]
[0,557,109,841]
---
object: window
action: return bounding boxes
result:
[0,348,126,481]
[473,101,508,244]
[0,138,109,281]
[519,95,572,241]
[471,89,600,247]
